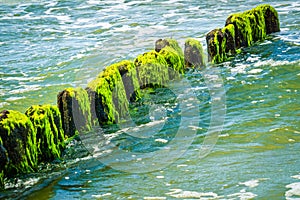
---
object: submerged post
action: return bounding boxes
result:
[206,4,280,64]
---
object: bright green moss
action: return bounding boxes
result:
[185,38,204,54]
[116,60,141,102]
[206,29,225,64]
[207,24,236,64]
[155,38,185,76]
[259,5,277,20]
[58,87,92,137]
[256,4,280,34]
[184,38,206,68]
[0,110,38,175]
[155,38,184,57]
[207,4,279,64]
[65,88,75,98]
[228,12,253,47]
[226,4,278,48]
[25,105,65,162]
[66,87,92,132]
[164,38,184,57]
[246,8,266,41]
[213,32,221,64]
[134,50,169,88]
[222,24,236,54]
[223,24,235,39]
[88,63,129,125]
[256,4,279,20]
[159,46,185,78]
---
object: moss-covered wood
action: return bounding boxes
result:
[184,38,205,68]
[155,38,184,58]
[207,4,280,64]
[155,38,185,79]
[25,105,65,162]
[88,63,129,125]
[57,88,92,137]
[116,60,141,102]
[0,110,38,181]
[0,144,8,189]
[206,24,236,64]
[134,51,169,88]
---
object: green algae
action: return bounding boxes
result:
[134,50,169,88]
[155,38,185,78]
[246,7,267,42]
[25,105,65,162]
[116,60,141,102]
[86,40,184,125]
[163,38,184,58]
[155,38,184,58]
[207,4,280,64]
[207,25,236,64]
[67,87,92,132]
[184,38,206,68]
[159,46,185,79]
[226,12,253,48]
[256,4,280,34]
[225,4,279,48]
[58,87,92,137]
[88,63,129,125]
[222,24,236,55]
[0,110,38,176]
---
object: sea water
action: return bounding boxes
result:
[0,0,300,199]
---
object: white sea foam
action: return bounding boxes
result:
[188,125,203,131]
[0,102,9,108]
[144,197,166,200]
[8,85,41,95]
[292,174,300,180]
[219,133,230,138]
[226,76,236,80]
[166,189,219,198]
[6,96,26,101]
[246,56,260,62]
[231,63,250,74]
[269,127,281,132]
[1,76,45,81]
[155,138,168,143]
[91,193,112,198]
[177,164,188,168]
[5,177,40,190]
[163,10,177,18]
[254,59,299,68]
[239,179,259,188]
[227,190,257,200]
[248,68,263,74]
[251,99,265,104]
[294,131,300,134]
[286,182,300,198]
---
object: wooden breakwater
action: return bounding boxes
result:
[0,38,204,189]
[0,4,280,189]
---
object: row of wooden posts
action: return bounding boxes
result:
[0,4,279,189]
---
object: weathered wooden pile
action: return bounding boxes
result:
[206,4,279,63]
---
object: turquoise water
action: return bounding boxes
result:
[1,0,300,199]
